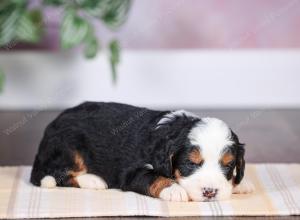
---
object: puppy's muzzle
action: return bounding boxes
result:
[202,187,218,199]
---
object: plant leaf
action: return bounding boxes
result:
[43,0,65,6]
[101,0,132,28]
[76,0,132,29]
[84,35,99,59]
[0,0,26,12]
[16,9,43,43]
[109,39,120,84]
[60,8,90,49]
[0,3,22,45]
[75,0,103,9]
[75,0,106,17]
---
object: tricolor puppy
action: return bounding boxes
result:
[31,102,254,202]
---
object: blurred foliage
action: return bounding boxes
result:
[109,39,120,84]
[0,1,43,45]
[0,0,132,91]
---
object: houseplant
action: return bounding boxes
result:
[0,0,132,90]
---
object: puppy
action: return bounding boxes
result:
[31,102,253,202]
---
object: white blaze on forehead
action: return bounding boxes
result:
[188,117,233,159]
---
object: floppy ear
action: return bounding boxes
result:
[151,133,185,178]
[151,115,199,178]
[234,143,245,185]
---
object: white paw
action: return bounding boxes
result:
[232,179,255,194]
[41,175,57,188]
[159,183,189,202]
[76,173,107,190]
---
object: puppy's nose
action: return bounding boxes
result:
[202,187,218,199]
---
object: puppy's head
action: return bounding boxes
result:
[172,117,245,201]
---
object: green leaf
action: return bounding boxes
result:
[109,40,120,84]
[0,4,22,45]
[28,9,43,25]
[16,9,43,43]
[84,35,99,59]
[0,69,5,92]
[0,1,14,11]
[60,9,90,49]
[0,0,26,12]
[0,1,43,46]
[76,0,132,29]
[75,0,106,17]
[101,0,132,28]
[43,0,65,6]
[75,0,103,9]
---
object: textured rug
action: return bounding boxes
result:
[1,164,300,218]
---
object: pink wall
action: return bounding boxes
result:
[23,0,300,49]
[118,0,300,49]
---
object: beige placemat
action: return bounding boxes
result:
[1,164,300,218]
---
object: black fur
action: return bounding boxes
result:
[30,102,244,198]
[230,131,245,184]
[31,102,199,195]
[173,146,203,177]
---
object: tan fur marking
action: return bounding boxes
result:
[174,169,182,180]
[149,177,174,197]
[68,151,87,186]
[221,153,234,165]
[68,177,79,187]
[189,148,202,164]
[74,151,86,171]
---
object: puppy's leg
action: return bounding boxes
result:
[41,175,57,188]
[158,181,189,202]
[232,177,255,194]
[121,167,188,202]
[75,173,107,190]
[40,169,78,188]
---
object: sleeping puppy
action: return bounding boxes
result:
[31,102,254,202]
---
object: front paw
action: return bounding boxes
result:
[159,183,189,202]
[76,173,107,190]
[232,179,255,194]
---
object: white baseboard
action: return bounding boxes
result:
[0,50,300,109]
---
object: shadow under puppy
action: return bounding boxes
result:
[31,102,254,202]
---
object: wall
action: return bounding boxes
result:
[0,50,299,109]
[29,0,300,50]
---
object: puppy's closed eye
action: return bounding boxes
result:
[189,148,203,165]
[186,161,201,169]
[221,153,234,166]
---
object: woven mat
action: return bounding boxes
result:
[1,164,300,218]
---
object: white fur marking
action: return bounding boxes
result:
[76,173,107,190]
[178,117,235,201]
[159,183,189,202]
[41,175,57,188]
[156,110,199,129]
[144,164,154,170]
[233,178,255,194]
[188,117,233,152]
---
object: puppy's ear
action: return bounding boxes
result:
[230,130,246,185]
[234,143,245,185]
[152,136,183,178]
[151,114,199,178]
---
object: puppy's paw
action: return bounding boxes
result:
[233,179,255,194]
[76,174,107,190]
[41,175,57,188]
[159,183,189,202]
